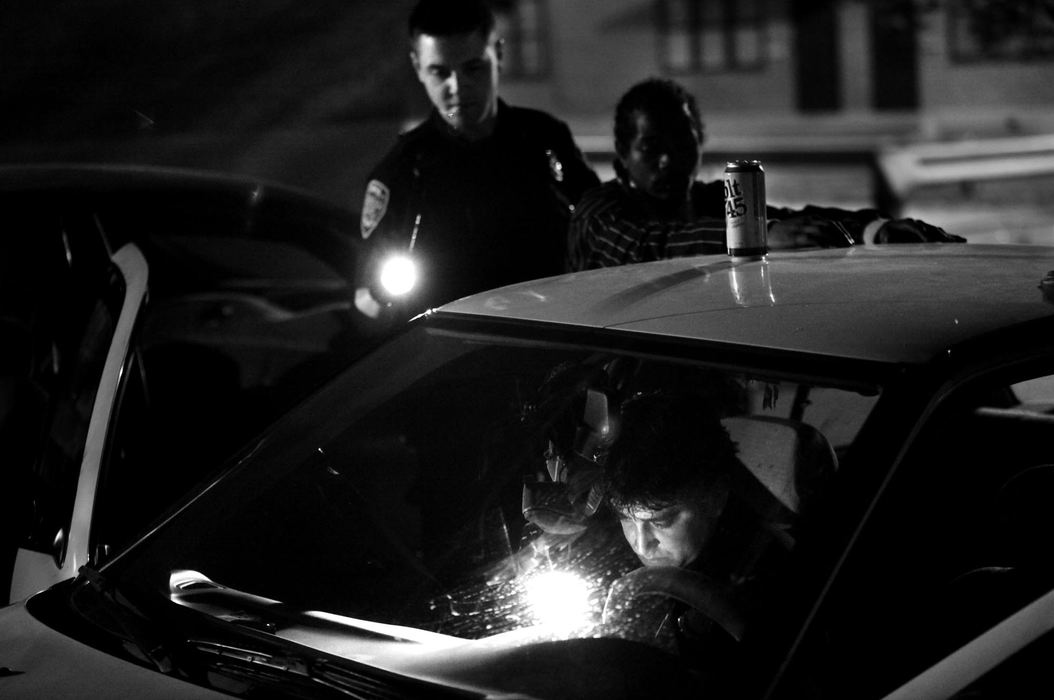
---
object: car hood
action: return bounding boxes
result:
[0,601,227,699]
[2,585,703,700]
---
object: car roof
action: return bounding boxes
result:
[0,162,332,205]
[0,162,361,291]
[438,245,1054,365]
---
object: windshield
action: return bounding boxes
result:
[108,318,882,695]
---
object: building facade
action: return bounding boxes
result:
[497,0,1054,141]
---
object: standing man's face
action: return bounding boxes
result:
[411,30,502,141]
[618,109,702,207]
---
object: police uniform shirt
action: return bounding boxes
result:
[360,100,599,311]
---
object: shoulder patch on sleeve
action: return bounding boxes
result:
[360,179,390,240]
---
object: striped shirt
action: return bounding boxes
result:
[568,181,728,271]
[567,179,903,272]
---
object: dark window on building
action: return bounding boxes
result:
[948,0,1054,62]
[494,0,549,79]
[659,0,768,73]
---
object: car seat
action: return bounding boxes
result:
[721,415,838,522]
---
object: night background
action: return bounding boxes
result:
[2,0,1053,239]
[0,1,425,205]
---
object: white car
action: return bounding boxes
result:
[0,165,369,606]
[3,243,1054,699]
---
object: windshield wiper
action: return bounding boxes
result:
[188,638,469,699]
[73,566,476,698]
[189,640,322,689]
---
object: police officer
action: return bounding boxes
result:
[357,0,599,321]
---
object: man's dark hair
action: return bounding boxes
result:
[409,0,496,40]
[603,392,737,512]
[613,77,705,155]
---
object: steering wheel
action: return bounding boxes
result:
[601,566,745,642]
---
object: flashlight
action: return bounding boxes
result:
[376,211,423,300]
[378,253,418,297]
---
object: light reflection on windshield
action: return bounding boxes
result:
[522,570,595,632]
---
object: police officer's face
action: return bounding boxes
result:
[411,30,502,140]
[616,486,726,569]
[618,109,702,206]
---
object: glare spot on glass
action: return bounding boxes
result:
[522,570,595,633]
[484,295,511,311]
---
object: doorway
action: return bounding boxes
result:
[870,0,919,110]
[792,0,842,112]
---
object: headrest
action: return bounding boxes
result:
[721,415,837,515]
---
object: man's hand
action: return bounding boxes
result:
[767,216,855,250]
[875,218,966,243]
[354,287,384,319]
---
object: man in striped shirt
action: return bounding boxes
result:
[568,79,962,271]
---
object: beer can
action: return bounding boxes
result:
[724,160,767,259]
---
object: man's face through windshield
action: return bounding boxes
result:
[615,480,729,568]
[603,392,737,570]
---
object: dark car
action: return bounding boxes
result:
[1,164,372,605]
